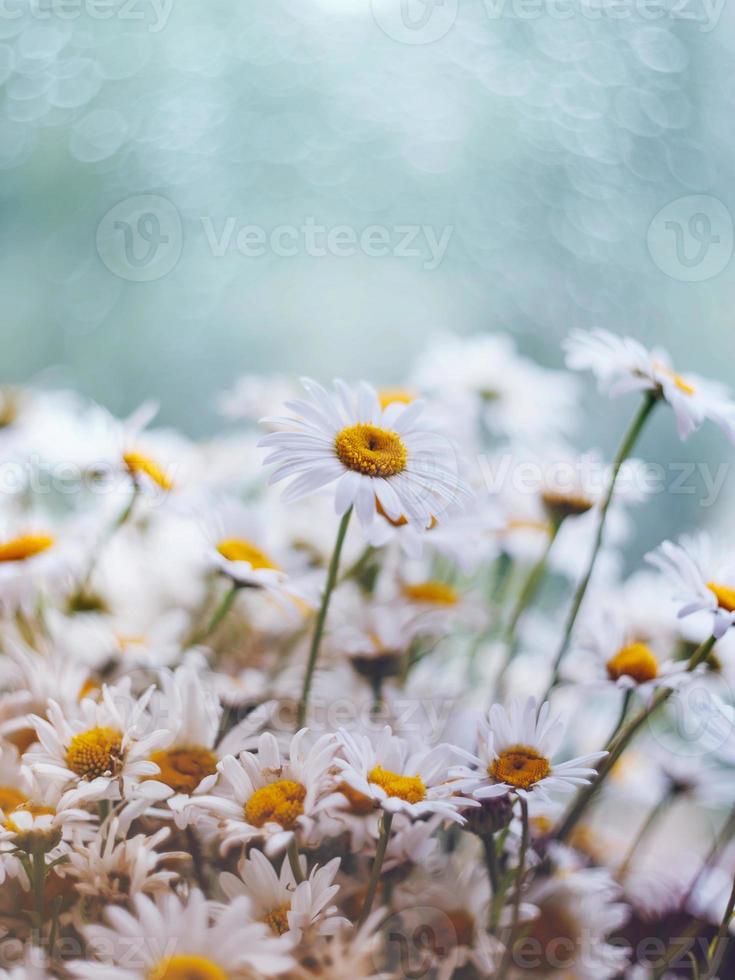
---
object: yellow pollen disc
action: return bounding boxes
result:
[149,746,218,794]
[262,903,291,936]
[123,450,173,491]
[0,786,27,813]
[0,534,55,563]
[78,679,101,701]
[504,518,552,536]
[337,780,375,816]
[402,581,459,606]
[657,363,696,396]
[541,489,595,520]
[147,955,228,980]
[334,423,408,478]
[708,581,735,613]
[216,538,279,571]
[244,779,306,829]
[606,642,658,684]
[491,746,551,791]
[368,765,426,804]
[378,387,416,409]
[3,802,55,833]
[66,726,124,780]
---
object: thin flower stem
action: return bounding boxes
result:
[30,847,46,940]
[555,634,716,843]
[297,507,352,729]
[358,811,393,927]
[605,688,633,750]
[702,873,735,980]
[287,837,305,885]
[192,582,240,645]
[504,521,562,646]
[482,834,500,930]
[617,790,673,880]
[681,804,735,912]
[498,797,529,979]
[76,484,140,600]
[542,391,658,700]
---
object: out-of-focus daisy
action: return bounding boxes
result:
[25,681,171,808]
[335,726,475,824]
[68,889,294,979]
[452,698,606,803]
[646,533,735,638]
[565,328,735,442]
[0,513,88,612]
[143,664,261,822]
[411,332,580,442]
[193,730,338,856]
[219,849,347,943]
[259,378,469,530]
[218,373,298,425]
[567,612,694,704]
[523,868,630,978]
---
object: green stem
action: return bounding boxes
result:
[297,507,352,729]
[498,797,529,979]
[192,582,240,645]
[703,873,735,980]
[555,635,716,843]
[77,485,139,599]
[287,837,305,885]
[30,847,46,939]
[358,810,393,927]
[605,688,633,750]
[495,524,562,698]
[617,790,672,880]
[542,392,658,700]
[483,834,500,930]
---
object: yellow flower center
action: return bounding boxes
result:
[337,780,376,816]
[262,903,291,936]
[334,423,408,478]
[402,581,459,606]
[66,726,124,780]
[147,956,228,980]
[606,642,659,684]
[491,746,551,791]
[244,779,306,829]
[123,450,173,491]
[0,534,55,563]
[0,786,28,813]
[541,489,595,520]
[368,765,426,804]
[657,363,696,396]
[3,802,56,834]
[216,538,279,571]
[708,581,735,613]
[149,746,219,794]
[378,387,416,409]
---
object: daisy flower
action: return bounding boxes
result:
[646,533,735,639]
[25,681,171,808]
[522,868,630,979]
[567,612,694,704]
[452,698,606,803]
[192,729,338,856]
[259,378,469,530]
[335,726,475,824]
[68,889,294,979]
[564,328,735,442]
[219,849,347,943]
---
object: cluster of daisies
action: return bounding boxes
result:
[1,329,735,979]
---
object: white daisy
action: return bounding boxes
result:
[192,729,338,856]
[567,611,694,704]
[335,726,475,825]
[259,378,469,530]
[67,889,294,979]
[219,849,347,943]
[0,513,89,612]
[564,328,735,442]
[25,681,171,808]
[646,533,735,639]
[452,698,606,803]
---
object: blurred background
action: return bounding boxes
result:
[2,0,735,556]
